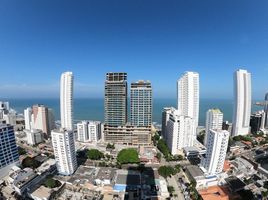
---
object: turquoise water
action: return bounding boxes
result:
[3,98,261,126]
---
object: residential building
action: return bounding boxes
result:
[104,72,127,126]
[24,105,55,138]
[164,107,195,155]
[0,124,19,179]
[25,129,44,145]
[0,101,10,119]
[77,120,101,142]
[177,71,199,131]
[232,69,251,136]
[204,109,223,145]
[60,71,74,130]
[130,80,152,127]
[250,111,265,134]
[162,107,173,140]
[201,129,229,175]
[51,129,77,175]
[24,107,32,130]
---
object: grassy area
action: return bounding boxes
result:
[117,148,140,164]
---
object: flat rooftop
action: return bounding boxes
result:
[186,165,204,178]
[199,186,229,200]
[115,174,140,185]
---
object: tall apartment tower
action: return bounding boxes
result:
[162,107,173,140]
[264,93,268,129]
[24,105,55,138]
[32,104,50,136]
[201,129,229,175]
[51,129,77,175]
[0,124,19,178]
[24,107,32,130]
[232,69,251,136]
[164,107,195,155]
[60,72,74,130]
[104,72,127,126]
[177,71,199,130]
[130,81,152,127]
[204,109,223,146]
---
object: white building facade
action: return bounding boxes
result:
[204,109,223,146]
[51,129,77,175]
[77,121,101,143]
[177,71,199,130]
[60,71,74,130]
[232,69,251,136]
[201,129,229,175]
[165,108,195,155]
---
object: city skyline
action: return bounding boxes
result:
[0,1,268,99]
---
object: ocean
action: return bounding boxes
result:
[3,98,261,126]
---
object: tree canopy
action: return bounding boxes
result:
[44,178,61,188]
[87,149,104,160]
[21,157,41,169]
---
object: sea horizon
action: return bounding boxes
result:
[1,97,262,126]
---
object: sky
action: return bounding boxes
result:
[0,0,268,99]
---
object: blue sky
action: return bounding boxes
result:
[0,0,268,99]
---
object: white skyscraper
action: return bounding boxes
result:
[177,71,199,129]
[164,108,195,155]
[77,121,101,142]
[204,109,223,146]
[201,129,229,175]
[60,72,74,130]
[51,129,77,175]
[24,107,32,130]
[232,69,251,136]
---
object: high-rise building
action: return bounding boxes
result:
[201,129,229,175]
[24,107,32,130]
[250,111,265,134]
[162,107,173,140]
[0,124,19,178]
[264,93,268,129]
[130,80,152,127]
[232,69,251,136]
[51,129,77,175]
[177,71,199,130]
[164,107,195,155]
[204,109,223,145]
[77,121,101,142]
[32,104,50,137]
[48,108,56,132]
[104,72,127,126]
[60,72,74,130]
[24,105,55,138]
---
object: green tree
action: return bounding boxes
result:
[157,139,171,159]
[21,157,41,169]
[158,166,176,178]
[117,148,140,164]
[106,143,115,150]
[156,152,162,161]
[44,178,61,188]
[168,186,175,194]
[87,149,104,160]
[18,146,26,155]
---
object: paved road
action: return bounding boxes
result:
[167,175,185,200]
